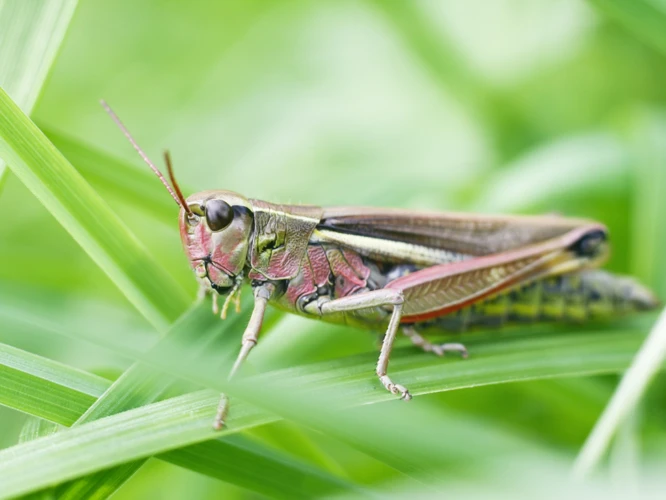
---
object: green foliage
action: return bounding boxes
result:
[0,0,665,498]
[0,0,77,185]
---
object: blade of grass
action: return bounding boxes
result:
[572,307,666,478]
[0,0,78,186]
[55,297,285,499]
[160,436,360,500]
[0,341,355,499]
[365,0,521,159]
[2,295,343,498]
[609,109,666,483]
[366,0,486,108]
[572,111,666,477]
[0,87,190,330]
[55,302,251,499]
[470,133,628,213]
[630,110,666,298]
[19,416,61,444]
[0,386,524,499]
[42,125,181,225]
[6,301,659,413]
[0,342,108,426]
[0,296,332,499]
[589,0,666,57]
[1,300,662,496]
[0,391,263,499]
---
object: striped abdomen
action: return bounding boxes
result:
[424,270,659,333]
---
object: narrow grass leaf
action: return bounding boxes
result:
[0,391,270,499]
[589,0,666,57]
[630,111,666,297]
[0,341,353,498]
[471,133,628,213]
[573,308,666,478]
[0,0,78,184]
[0,300,662,496]
[367,0,488,113]
[43,126,182,225]
[0,87,190,329]
[0,342,108,426]
[160,437,359,500]
[18,416,61,444]
[55,303,250,499]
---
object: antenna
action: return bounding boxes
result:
[100,100,191,215]
[163,150,190,213]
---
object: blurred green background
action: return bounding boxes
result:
[1,0,665,498]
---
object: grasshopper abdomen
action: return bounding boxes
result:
[424,270,659,333]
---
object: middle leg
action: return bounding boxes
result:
[402,325,468,358]
[315,288,411,400]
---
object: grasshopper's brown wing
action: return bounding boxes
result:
[320,207,601,258]
[382,225,608,322]
[318,207,608,320]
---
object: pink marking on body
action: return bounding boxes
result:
[285,260,317,305]
[341,249,371,281]
[326,248,368,298]
[180,218,213,269]
[247,270,265,281]
[209,220,251,277]
[266,255,291,280]
[206,263,234,288]
[307,246,331,287]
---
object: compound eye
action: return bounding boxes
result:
[570,229,608,257]
[205,199,234,231]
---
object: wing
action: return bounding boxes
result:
[318,206,605,265]
[384,225,609,322]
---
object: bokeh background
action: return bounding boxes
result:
[1,0,665,498]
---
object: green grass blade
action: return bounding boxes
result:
[19,416,61,444]
[367,0,486,105]
[573,112,666,477]
[0,342,108,426]
[55,303,250,499]
[0,391,275,499]
[471,133,629,213]
[160,437,359,500]
[630,111,666,297]
[43,125,181,225]
[0,0,78,111]
[589,0,666,57]
[0,87,190,330]
[0,341,354,498]
[0,0,78,185]
[0,300,662,496]
[573,307,666,477]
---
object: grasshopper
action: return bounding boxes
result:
[103,102,659,429]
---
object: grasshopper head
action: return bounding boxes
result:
[180,190,254,294]
[99,101,255,295]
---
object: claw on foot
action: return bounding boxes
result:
[380,375,412,401]
[213,394,229,431]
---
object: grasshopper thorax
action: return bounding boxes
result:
[180,190,254,294]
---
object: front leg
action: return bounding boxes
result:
[310,289,412,401]
[213,283,274,430]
